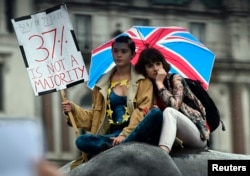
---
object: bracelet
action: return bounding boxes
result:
[158,87,167,94]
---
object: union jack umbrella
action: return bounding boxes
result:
[87,26,215,90]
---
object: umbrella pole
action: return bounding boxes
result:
[60,89,80,136]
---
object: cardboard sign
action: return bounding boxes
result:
[11,4,89,96]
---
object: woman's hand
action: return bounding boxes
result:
[155,68,167,89]
[61,100,73,113]
[37,161,63,176]
[111,135,126,146]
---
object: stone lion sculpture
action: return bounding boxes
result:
[60,142,250,176]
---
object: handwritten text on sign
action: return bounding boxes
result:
[11,4,88,96]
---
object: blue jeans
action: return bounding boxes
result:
[123,107,163,145]
[75,107,163,155]
[75,130,121,154]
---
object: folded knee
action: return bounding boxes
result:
[150,107,163,116]
[149,108,163,121]
[75,136,85,149]
[163,107,177,119]
[75,134,92,150]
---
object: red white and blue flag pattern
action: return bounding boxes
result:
[88,26,215,90]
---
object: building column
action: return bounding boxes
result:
[15,0,34,17]
[42,94,55,152]
[230,83,245,153]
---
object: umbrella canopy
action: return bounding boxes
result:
[88,26,215,90]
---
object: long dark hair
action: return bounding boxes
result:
[135,48,171,76]
[135,47,171,90]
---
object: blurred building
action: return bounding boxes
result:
[0,0,250,164]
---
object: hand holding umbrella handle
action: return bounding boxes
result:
[60,90,80,136]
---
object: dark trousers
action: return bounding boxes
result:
[123,107,163,145]
[75,107,163,155]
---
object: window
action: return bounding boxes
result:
[189,22,206,43]
[112,23,123,38]
[0,63,3,110]
[151,0,191,5]
[75,15,92,51]
[132,18,149,26]
[4,0,15,33]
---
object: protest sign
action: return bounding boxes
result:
[11,4,88,96]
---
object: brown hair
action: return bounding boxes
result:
[135,47,171,76]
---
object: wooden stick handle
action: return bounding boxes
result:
[60,90,80,136]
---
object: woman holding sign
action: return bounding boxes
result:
[62,35,163,169]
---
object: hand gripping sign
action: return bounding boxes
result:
[11,4,88,136]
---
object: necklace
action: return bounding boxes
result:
[106,79,130,125]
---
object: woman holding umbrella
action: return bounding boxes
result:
[134,47,210,153]
[62,36,163,169]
